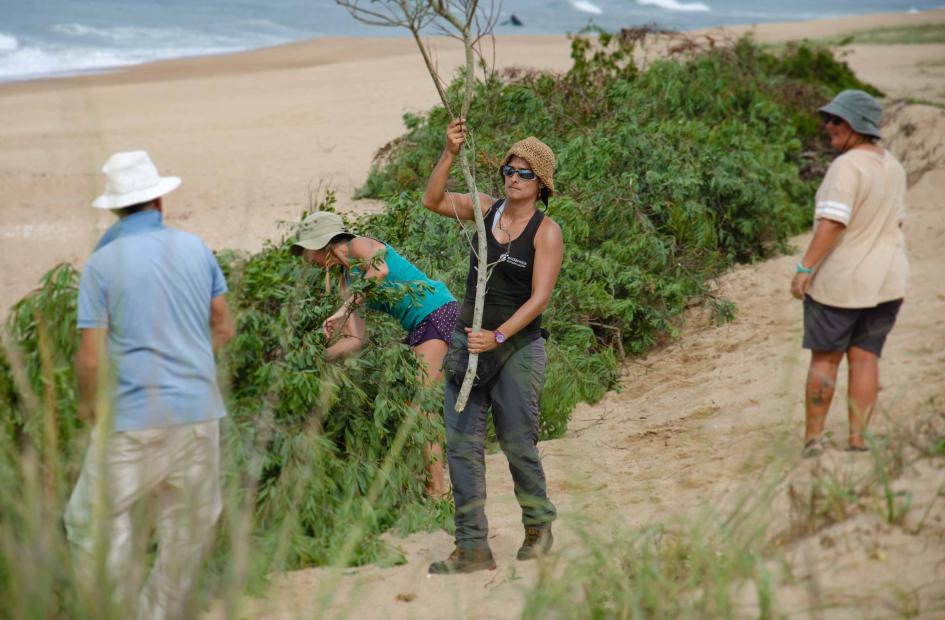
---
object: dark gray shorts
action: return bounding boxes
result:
[803,296,903,357]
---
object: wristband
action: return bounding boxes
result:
[796,262,813,274]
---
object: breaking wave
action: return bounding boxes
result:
[637,0,711,13]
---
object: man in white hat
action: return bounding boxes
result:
[64,150,235,618]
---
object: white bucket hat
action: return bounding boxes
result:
[92,150,181,209]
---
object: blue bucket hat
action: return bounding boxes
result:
[818,89,882,139]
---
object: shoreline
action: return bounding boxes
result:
[1,9,942,94]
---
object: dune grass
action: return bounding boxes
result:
[520,401,945,619]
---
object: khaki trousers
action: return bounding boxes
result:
[64,419,222,620]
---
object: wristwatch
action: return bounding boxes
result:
[494,330,507,345]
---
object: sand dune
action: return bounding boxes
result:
[204,103,945,619]
[1,8,944,619]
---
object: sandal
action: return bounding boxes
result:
[847,434,870,452]
[802,437,826,458]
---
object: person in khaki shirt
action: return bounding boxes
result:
[790,90,908,457]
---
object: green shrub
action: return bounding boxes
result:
[1,264,83,470]
[217,226,450,569]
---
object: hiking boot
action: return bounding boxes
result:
[428,546,497,575]
[516,526,553,560]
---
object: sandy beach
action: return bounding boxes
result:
[2,8,945,619]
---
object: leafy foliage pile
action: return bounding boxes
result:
[216,228,449,568]
[0,265,83,468]
[0,240,449,574]
[0,265,85,614]
[0,33,877,574]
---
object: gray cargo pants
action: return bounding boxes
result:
[444,336,557,549]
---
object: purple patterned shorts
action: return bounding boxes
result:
[405,301,459,347]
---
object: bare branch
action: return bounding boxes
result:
[431,1,467,34]
[445,192,477,251]
[410,31,451,109]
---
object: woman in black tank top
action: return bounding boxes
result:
[421,118,564,574]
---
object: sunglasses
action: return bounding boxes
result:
[820,112,846,126]
[501,164,537,181]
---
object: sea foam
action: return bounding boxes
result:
[0,33,19,52]
[53,23,210,44]
[637,0,711,12]
[0,21,284,82]
[572,0,604,14]
[0,41,241,82]
[0,46,137,81]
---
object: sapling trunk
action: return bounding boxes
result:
[454,149,487,411]
[451,26,487,412]
[335,0,492,411]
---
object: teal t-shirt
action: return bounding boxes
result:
[353,243,454,332]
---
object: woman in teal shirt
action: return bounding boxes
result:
[291,211,456,496]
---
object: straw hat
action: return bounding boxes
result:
[92,150,181,209]
[504,137,556,195]
[819,90,882,139]
[290,212,351,255]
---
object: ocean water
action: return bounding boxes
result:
[0,0,940,82]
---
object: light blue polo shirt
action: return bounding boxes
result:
[352,243,455,332]
[77,210,228,431]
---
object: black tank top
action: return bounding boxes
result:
[458,200,544,339]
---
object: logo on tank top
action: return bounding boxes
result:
[498,253,528,269]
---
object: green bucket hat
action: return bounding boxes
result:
[290,212,350,256]
[818,89,882,139]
